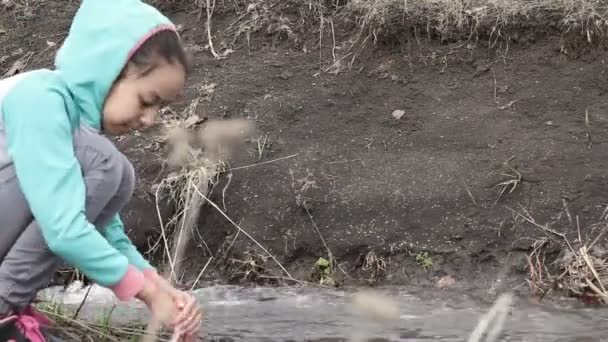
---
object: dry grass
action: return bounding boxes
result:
[184,0,608,50]
[345,0,608,38]
[159,0,608,75]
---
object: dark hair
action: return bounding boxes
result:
[119,29,190,79]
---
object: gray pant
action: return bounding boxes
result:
[0,127,135,314]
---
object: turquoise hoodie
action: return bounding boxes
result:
[0,0,175,298]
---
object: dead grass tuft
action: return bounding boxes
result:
[154,112,256,284]
[554,222,608,303]
[362,250,387,281]
[511,204,608,304]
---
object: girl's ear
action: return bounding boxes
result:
[121,61,141,79]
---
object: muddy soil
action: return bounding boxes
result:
[2,1,608,297]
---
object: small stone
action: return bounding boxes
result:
[435,275,456,288]
[392,109,406,120]
[278,71,294,80]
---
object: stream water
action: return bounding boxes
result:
[38,283,608,341]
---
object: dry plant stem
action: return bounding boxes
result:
[72,285,92,320]
[580,247,607,293]
[585,109,592,150]
[257,275,328,287]
[319,12,324,69]
[190,180,294,280]
[190,257,214,292]
[304,207,349,277]
[505,206,575,253]
[228,153,298,171]
[329,17,337,63]
[146,207,187,255]
[155,180,177,279]
[577,215,582,245]
[588,222,608,251]
[171,170,209,283]
[585,278,608,300]
[461,179,477,205]
[221,172,232,211]
[206,0,220,59]
[491,68,497,103]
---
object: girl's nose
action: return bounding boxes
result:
[140,108,158,127]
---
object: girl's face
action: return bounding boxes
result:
[102,60,185,136]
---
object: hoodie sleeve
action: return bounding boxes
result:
[102,214,155,272]
[1,76,145,301]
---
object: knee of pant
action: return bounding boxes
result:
[73,130,128,196]
[117,154,136,203]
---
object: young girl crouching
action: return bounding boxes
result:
[0,0,202,341]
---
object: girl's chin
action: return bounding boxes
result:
[102,124,130,136]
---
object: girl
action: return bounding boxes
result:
[0,0,202,340]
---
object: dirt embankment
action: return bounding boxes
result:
[3,0,608,301]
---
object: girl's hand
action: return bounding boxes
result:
[136,281,179,329]
[149,273,204,337]
[172,290,202,337]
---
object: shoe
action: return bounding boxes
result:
[0,305,54,342]
[0,314,28,342]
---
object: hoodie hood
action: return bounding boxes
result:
[54,0,176,129]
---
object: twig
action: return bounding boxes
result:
[190,181,294,280]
